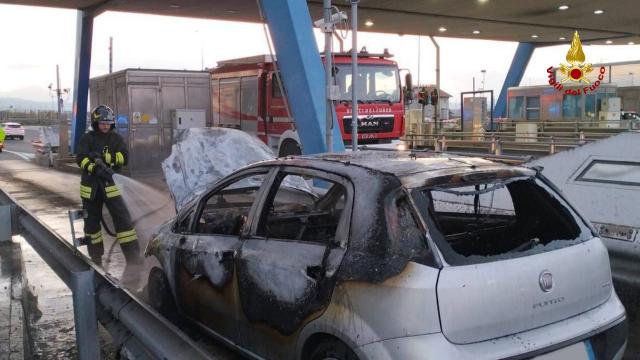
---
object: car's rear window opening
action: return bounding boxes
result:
[412,176,590,264]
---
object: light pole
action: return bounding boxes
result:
[481,69,486,91]
[629,72,635,86]
[350,0,359,151]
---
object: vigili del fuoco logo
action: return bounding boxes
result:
[547,31,606,95]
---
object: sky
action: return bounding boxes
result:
[0,4,639,110]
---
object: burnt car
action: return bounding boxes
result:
[146,151,627,360]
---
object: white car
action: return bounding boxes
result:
[147,151,627,360]
[1,122,25,140]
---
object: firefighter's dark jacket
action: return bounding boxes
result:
[75,130,128,200]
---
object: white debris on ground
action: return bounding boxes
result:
[162,128,276,209]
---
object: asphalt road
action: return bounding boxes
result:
[0,127,39,160]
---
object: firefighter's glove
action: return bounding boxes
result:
[94,158,115,181]
[114,152,125,166]
[103,151,112,165]
[80,156,96,174]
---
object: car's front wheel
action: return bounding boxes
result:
[147,267,177,319]
[309,339,359,360]
[18,136,24,141]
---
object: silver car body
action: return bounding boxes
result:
[147,152,627,360]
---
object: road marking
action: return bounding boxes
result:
[3,150,34,161]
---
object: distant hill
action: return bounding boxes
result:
[0,86,73,111]
[0,97,72,111]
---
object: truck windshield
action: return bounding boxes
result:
[333,64,400,103]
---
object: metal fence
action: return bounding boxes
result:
[0,110,74,125]
[404,119,637,156]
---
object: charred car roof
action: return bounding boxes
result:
[256,151,536,188]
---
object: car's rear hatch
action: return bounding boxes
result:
[410,172,613,344]
[437,238,612,344]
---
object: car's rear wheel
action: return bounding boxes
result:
[309,339,359,360]
[18,136,23,141]
[147,267,177,318]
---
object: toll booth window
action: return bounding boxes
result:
[526,96,540,120]
[576,160,640,187]
[196,174,266,236]
[508,96,524,120]
[585,94,596,121]
[562,94,582,118]
[258,174,346,244]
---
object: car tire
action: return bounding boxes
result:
[309,339,359,360]
[19,136,24,141]
[148,267,177,318]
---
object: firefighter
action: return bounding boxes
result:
[76,105,141,266]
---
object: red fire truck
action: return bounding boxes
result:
[210,51,409,156]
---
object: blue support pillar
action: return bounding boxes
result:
[70,10,94,153]
[260,0,345,154]
[495,42,536,119]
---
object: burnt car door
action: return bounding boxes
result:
[235,167,353,359]
[174,167,272,344]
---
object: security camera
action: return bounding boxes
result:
[313,11,348,28]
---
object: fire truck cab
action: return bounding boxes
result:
[210,51,407,156]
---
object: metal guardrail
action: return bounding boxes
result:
[402,130,606,156]
[493,119,639,131]
[0,189,216,360]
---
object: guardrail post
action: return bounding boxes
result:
[0,205,11,242]
[549,136,556,155]
[71,269,100,360]
[434,135,441,151]
[490,135,496,154]
[0,204,18,242]
[494,139,503,156]
[441,135,447,151]
[579,131,586,145]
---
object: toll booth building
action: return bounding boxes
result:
[90,69,212,175]
[506,84,619,126]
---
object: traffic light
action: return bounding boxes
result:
[418,87,429,105]
[430,89,439,106]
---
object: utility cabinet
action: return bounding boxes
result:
[89,69,212,175]
[171,109,206,129]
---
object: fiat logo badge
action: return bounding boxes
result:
[539,270,553,292]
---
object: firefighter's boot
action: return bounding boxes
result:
[121,241,142,265]
[87,242,104,266]
[121,241,144,290]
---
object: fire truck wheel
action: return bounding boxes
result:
[279,140,302,157]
